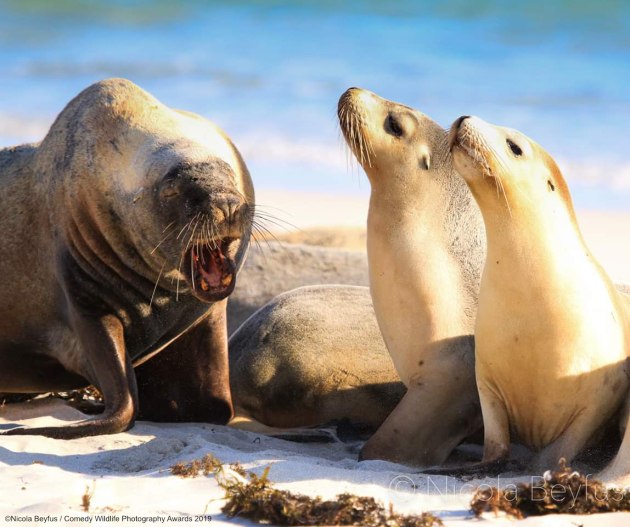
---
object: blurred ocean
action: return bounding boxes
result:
[0,0,628,209]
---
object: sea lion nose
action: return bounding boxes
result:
[159,159,239,208]
[165,178,208,210]
[455,115,470,130]
[212,196,244,224]
[338,87,362,112]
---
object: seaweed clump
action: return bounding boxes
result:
[82,483,95,512]
[170,455,441,526]
[171,454,223,478]
[221,467,442,527]
[471,459,630,519]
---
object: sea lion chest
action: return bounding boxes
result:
[59,246,213,364]
[476,247,630,450]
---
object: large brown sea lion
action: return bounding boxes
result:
[0,78,253,438]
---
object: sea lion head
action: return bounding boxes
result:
[337,87,450,193]
[448,115,574,220]
[39,78,254,303]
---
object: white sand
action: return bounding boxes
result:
[1,189,629,526]
[2,399,630,527]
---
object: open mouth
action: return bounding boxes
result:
[184,238,237,302]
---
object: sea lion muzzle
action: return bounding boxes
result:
[157,159,248,302]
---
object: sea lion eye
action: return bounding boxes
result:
[506,139,522,157]
[386,114,404,137]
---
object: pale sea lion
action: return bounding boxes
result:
[448,115,630,471]
[338,88,486,466]
[229,285,405,431]
[226,241,369,334]
[0,78,253,437]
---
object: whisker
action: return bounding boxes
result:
[250,232,265,254]
[176,219,193,240]
[251,221,281,246]
[176,250,184,302]
[149,261,166,311]
[191,240,197,292]
[251,223,278,251]
[252,207,301,233]
[150,227,176,255]
[463,129,515,218]
[175,213,201,301]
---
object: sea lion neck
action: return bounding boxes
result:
[369,173,440,217]
[59,186,166,301]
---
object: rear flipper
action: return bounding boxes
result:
[421,381,513,477]
[422,458,521,477]
[230,415,339,443]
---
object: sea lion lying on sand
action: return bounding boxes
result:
[226,241,369,334]
[230,285,405,434]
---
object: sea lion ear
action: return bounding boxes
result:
[419,145,431,171]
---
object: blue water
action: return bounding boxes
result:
[0,0,628,209]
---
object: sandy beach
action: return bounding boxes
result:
[0,0,628,524]
[3,398,630,527]
[1,189,628,526]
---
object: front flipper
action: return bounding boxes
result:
[1,314,138,439]
[422,382,513,477]
[359,365,482,467]
[135,300,233,424]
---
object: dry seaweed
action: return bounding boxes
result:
[171,454,441,526]
[82,483,95,512]
[51,385,103,404]
[220,467,442,526]
[171,454,223,478]
[1,386,104,413]
[229,462,247,478]
[471,459,630,518]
